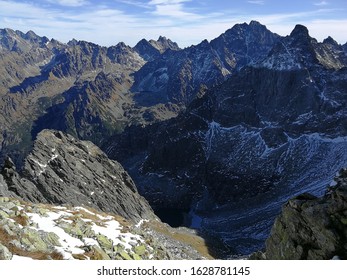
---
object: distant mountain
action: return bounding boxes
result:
[0,28,51,52]
[132,21,280,105]
[105,24,347,255]
[0,22,280,165]
[0,29,146,164]
[134,36,180,61]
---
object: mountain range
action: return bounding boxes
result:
[0,21,347,259]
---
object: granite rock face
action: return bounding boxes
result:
[253,168,347,260]
[1,129,156,222]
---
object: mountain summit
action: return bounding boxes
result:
[134,36,180,61]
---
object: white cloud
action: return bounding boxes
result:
[248,1,265,5]
[47,0,89,7]
[148,0,200,19]
[149,0,190,4]
[116,0,151,9]
[314,1,329,6]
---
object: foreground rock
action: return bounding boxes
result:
[252,169,347,260]
[1,129,155,222]
[0,197,208,260]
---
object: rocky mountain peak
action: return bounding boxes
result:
[115,41,128,49]
[249,20,262,27]
[1,28,15,37]
[152,36,180,51]
[157,35,168,43]
[323,36,339,46]
[0,27,51,52]
[67,38,78,46]
[134,36,180,61]
[290,24,310,40]
[24,30,40,40]
[259,24,332,70]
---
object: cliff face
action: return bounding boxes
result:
[0,129,155,223]
[252,169,347,260]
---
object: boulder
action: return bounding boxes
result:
[0,243,12,260]
[255,169,347,259]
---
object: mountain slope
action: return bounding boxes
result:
[0,22,280,166]
[0,29,149,165]
[105,24,347,255]
[1,129,155,222]
[132,21,280,106]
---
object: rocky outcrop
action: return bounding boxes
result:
[252,169,347,260]
[0,197,206,260]
[1,129,156,223]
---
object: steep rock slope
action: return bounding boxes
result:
[252,168,347,260]
[1,129,155,222]
[105,25,347,255]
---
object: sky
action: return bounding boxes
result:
[0,0,346,48]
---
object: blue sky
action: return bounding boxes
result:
[0,0,346,47]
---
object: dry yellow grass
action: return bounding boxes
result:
[145,220,214,260]
[12,213,30,227]
[0,224,64,260]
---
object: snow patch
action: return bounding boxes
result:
[27,211,85,259]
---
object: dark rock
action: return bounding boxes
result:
[2,129,156,222]
[254,169,347,259]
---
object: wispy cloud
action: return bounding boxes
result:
[148,0,202,19]
[248,1,265,5]
[314,1,329,6]
[148,0,190,4]
[116,0,151,9]
[47,0,89,7]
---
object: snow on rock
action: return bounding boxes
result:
[0,199,164,260]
